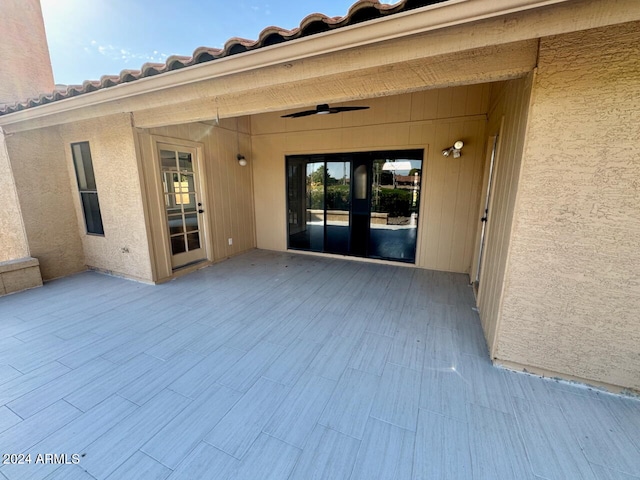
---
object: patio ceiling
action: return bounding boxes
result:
[0,250,638,479]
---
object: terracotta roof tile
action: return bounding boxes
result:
[0,0,447,116]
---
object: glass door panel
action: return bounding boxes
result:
[325,160,350,255]
[306,161,325,252]
[287,158,325,252]
[159,145,207,269]
[287,159,306,237]
[369,155,422,262]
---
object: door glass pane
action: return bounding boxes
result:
[181,174,195,193]
[186,232,201,251]
[161,150,177,169]
[167,214,184,235]
[287,161,305,245]
[170,235,187,254]
[325,161,350,255]
[165,194,181,212]
[182,194,197,212]
[184,213,198,232]
[369,155,422,262]
[306,161,325,252]
[178,152,193,172]
[287,159,324,252]
[163,172,176,194]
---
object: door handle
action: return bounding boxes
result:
[198,209,205,214]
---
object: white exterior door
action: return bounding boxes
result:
[157,143,207,269]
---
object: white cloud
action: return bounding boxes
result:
[86,41,170,65]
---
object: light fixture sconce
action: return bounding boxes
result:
[237,154,247,167]
[442,140,464,158]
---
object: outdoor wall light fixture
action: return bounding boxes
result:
[237,154,247,167]
[442,140,464,158]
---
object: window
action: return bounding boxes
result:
[71,142,104,235]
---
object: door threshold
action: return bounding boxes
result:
[165,259,212,282]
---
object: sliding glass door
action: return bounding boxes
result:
[286,149,423,263]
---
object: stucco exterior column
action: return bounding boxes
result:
[0,128,30,261]
[493,21,640,392]
[0,128,43,295]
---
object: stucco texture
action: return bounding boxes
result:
[6,126,85,280]
[0,132,30,262]
[495,22,640,391]
[0,0,53,105]
[59,114,153,282]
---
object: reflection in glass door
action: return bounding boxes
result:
[325,161,351,255]
[158,144,207,269]
[369,156,422,262]
[287,159,325,252]
[287,150,422,263]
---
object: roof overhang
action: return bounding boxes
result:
[1,0,637,132]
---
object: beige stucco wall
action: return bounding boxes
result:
[141,118,256,282]
[59,114,154,282]
[6,127,85,280]
[251,86,489,274]
[495,22,640,391]
[0,130,30,261]
[475,75,533,355]
[0,0,53,105]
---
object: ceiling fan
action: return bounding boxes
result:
[281,103,369,118]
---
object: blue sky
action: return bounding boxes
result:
[40,0,399,85]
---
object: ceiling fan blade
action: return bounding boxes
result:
[281,110,318,118]
[332,106,370,112]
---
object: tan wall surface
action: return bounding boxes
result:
[142,118,256,281]
[0,0,53,105]
[475,75,533,355]
[59,114,153,282]
[251,86,490,274]
[495,22,640,390]
[6,127,85,280]
[0,130,30,261]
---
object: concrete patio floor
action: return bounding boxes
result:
[0,249,638,480]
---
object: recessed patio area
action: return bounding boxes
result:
[0,250,638,480]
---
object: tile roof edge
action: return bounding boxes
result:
[1,0,448,116]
